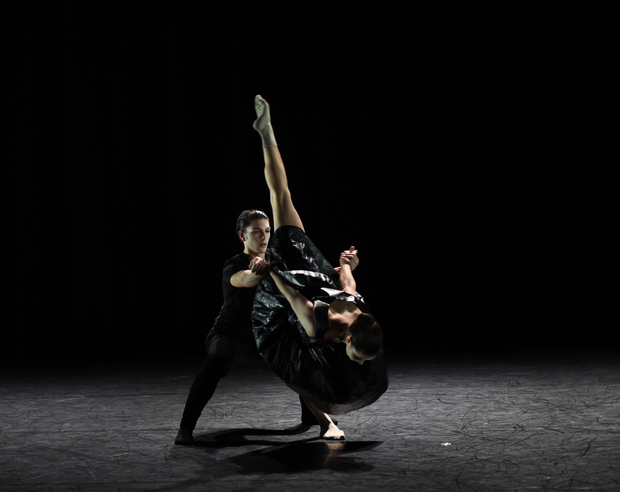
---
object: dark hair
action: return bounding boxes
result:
[236,209,269,243]
[349,313,383,357]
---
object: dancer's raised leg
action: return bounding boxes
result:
[253,95,304,231]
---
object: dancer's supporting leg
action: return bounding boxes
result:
[175,331,253,444]
[253,95,304,231]
[302,397,346,440]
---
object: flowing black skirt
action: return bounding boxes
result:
[252,226,388,414]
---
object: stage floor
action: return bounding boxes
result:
[1,349,619,491]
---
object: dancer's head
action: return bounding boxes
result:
[236,209,271,255]
[345,313,383,364]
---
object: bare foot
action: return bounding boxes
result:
[320,422,346,440]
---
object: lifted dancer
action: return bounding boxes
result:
[252,95,386,440]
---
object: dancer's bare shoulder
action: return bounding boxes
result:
[329,299,361,315]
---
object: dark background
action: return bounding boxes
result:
[8,5,607,367]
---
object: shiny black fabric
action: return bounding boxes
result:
[252,226,388,415]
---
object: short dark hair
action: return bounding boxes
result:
[349,313,383,357]
[236,209,269,243]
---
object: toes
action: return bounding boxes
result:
[322,433,346,441]
[254,95,270,116]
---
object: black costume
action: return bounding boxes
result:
[253,226,388,415]
[179,253,258,432]
[179,252,317,432]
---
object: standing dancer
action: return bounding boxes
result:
[175,209,322,444]
[252,95,388,440]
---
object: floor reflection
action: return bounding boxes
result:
[230,440,382,474]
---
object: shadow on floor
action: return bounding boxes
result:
[192,424,316,447]
[192,426,382,473]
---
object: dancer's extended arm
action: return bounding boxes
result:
[230,270,264,288]
[231,257,269,288]
[270,271,317,337]
[339,247,358,295]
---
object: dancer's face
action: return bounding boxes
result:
[241,218,271,256]
[345,336,376,365]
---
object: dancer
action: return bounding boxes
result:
[174,209,340,444]
[252,95,388,440]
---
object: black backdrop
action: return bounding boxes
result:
[9,5,601,366]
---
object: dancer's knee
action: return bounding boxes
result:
[204,352,234,379]
[270,189,293,210]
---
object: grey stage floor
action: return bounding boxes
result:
[1,349,619,491]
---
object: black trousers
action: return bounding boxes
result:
[180,328,316,431]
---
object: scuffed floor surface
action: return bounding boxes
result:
[1,349,619,491]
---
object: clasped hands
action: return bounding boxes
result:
[250,246,359,276]
[249,256,271,276]
[337,246,359,271]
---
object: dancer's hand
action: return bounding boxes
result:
[338,246,358,295]
[250,256,270,276]
[339,247,359,271]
